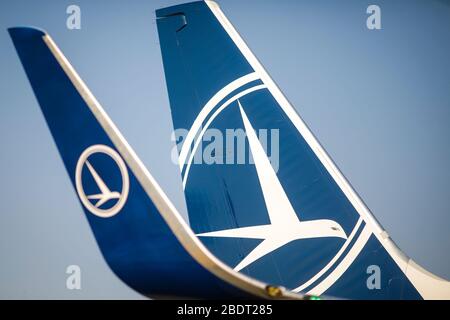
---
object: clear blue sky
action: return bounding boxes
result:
[0,0,449,298]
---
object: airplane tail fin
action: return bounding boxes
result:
[8,26,301,299]
[156,1,450,299]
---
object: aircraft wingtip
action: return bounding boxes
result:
[7,26,47,40]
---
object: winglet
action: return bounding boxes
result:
[9,25,303,300]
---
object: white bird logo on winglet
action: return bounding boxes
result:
[75,144,130,218]
[197,101,347,271]
[85,160,121,208]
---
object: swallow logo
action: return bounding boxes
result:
[180,73,368,294]
[75,145,129,218]
[196,101,347,271]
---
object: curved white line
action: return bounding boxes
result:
[292,218,363,293]
[307,225,372,296]
[182,84,266,189]
[178,72,259,170]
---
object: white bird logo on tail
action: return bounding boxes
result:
[197,101,347,271]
